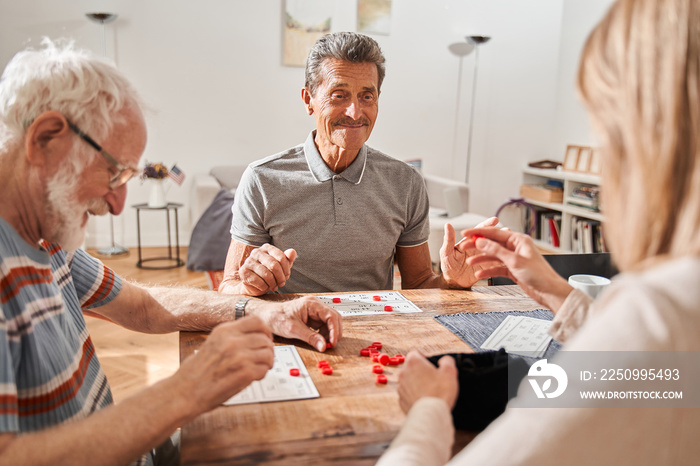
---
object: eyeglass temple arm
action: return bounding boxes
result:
[65,119,122,167]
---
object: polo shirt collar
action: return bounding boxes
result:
[304,131,367,185]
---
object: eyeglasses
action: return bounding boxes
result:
[66,118,138,190]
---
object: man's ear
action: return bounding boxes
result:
[301,88,314,115]
[24,111,73,166]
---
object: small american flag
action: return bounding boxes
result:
[169,164,185,185]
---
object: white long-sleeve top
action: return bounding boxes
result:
[377,256,700,465]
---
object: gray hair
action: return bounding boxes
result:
[0,38,142,156]
[304,32,386,96]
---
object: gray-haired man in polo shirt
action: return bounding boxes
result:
[220,32,498,296]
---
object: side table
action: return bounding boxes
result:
[132,203,185,269]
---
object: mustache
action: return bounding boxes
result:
[333,117,370,126]
[86,198,111,216]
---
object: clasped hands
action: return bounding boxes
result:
[236,243,297,295]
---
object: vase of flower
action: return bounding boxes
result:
[147,178,167,208]
[142,162,169,208]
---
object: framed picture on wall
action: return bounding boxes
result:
[577,147,592,172]
[358,0,393,35]
[283,0,332,67]
[589,148,602,174]
[563,145,580,171]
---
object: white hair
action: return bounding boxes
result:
[0,38,142,158]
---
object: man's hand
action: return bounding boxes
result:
[234,244,297,296]
[397,350,459,414]
[462,227,573,312]
[248,296,343,352]
[176,316,274,413]
[439,216,500,288]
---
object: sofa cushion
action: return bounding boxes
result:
[210,165,247,191]
[186,188,235,271]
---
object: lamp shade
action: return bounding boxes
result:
[448,42,475,57]
[86,13,117,24]
[467,35,491,45]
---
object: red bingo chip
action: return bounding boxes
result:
[332,297,341,303]
[371,354,379,363]
[395,354,405,363]
[289,368,300,377]
[378,354,390,366]
[360,348,371,357]
[389,357,400,365]
[322,366,333,375]
[326,342,333,349]
[384,305,393,312]
[376,374,388,384]
[372,365,384,374]
[317,360,329,368]
[373,296,381,301]
[371,342,382,350]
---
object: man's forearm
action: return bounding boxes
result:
[403,271,442,289]
[93,280,244,334]
[144,285,242,332]
[145,286,280,333]
[0,375,195,466]
[404,272,471,290]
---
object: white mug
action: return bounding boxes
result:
[568,274,611,299]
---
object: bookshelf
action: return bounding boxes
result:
[520,167,605,253]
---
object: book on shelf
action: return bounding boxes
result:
[548,216,560,248]
[583,222,593,253]
[567,185,600,212]
[566,200,600,212]
[593,222,607,253]
[531,208,562,249]
[570,217,606,253]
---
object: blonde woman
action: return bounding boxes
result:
[377,0,700,464]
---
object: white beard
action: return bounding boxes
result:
[45,162,109,251]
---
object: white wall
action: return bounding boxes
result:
[551,0,615,153]
[0,0,610,250]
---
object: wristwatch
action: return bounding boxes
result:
[235,297,250,320]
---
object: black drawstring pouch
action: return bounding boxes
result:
[427,349,529,431]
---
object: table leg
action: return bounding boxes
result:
[174,208,181,265]
[136,208,143,267]
[166,207,172,260]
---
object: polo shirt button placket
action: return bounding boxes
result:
[332,175,345,225]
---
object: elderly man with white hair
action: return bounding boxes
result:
[0,40,341,466]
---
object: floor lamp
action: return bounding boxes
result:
[464,35,491,185]
[86,12,128,256]
[448,41,475,177]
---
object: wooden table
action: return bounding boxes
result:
[180,286,541,465]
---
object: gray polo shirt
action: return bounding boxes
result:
[230,131,430,293]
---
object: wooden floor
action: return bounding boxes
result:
[85,247,209,402]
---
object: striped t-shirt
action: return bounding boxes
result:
[0,218,151,465]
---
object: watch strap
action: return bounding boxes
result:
[235,297,250,320]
